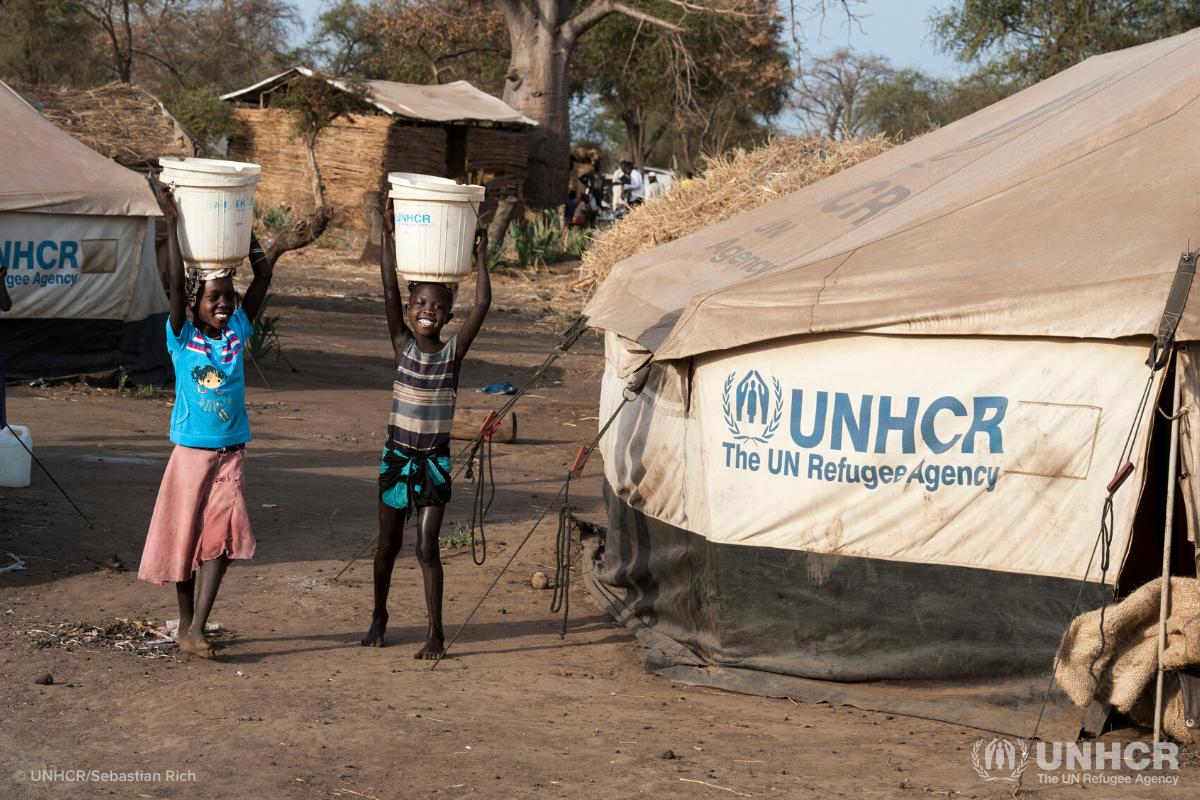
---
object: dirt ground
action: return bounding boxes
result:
[1,252,1197,799]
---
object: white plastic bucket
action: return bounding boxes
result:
[388,172,485,284]
[160,157,261,276]
[0,425,32,488]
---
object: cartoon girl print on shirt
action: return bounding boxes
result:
[192,365,232,422]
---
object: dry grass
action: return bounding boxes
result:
[575,134,895,290]
[12,81,196,172]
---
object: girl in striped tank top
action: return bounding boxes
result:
[362,199,492,659]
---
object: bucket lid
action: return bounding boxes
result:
[388,172,484,197]
[160,157,261,176]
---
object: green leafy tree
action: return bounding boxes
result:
[858,69,944,138]
[0,0,102,86]
[308,0,383,77]
[932,0,1200,84]
[574,0,791,170]
[859,68,1014,139]
[275,72,373,209]
[163,84,237,150]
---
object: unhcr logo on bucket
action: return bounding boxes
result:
[970,739,1182,787]
[395,209,433,227]
[718,371,1006,494]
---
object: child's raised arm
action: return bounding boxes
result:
[454,229,492,366]
[378,198,411,357]
[152,179,187,337]
[241,233,273,323]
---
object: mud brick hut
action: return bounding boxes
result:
[221,68,535,232]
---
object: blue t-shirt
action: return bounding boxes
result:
[166,308,252,448]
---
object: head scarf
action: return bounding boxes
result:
[185,267,237,309]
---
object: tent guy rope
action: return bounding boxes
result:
[331,315,591,582]
[3,422,93,529]
[1017,248,1196,787]
[431,363,651,669]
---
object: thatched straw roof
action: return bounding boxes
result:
[11,82,197,172]
[577,135,895,291]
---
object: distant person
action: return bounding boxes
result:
[0,265,11,427]
[139,179,274,659]
[646,173,663,199]
[362,198,492,659]
[581,159,603,204]
[619,159,645,206]
[564,190,579,229]
[571,192,598,228]
[681,171,695,189]
[589,160,608,208]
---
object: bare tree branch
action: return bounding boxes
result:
[790,47,891,138]
[563,0,684,47]
[658,0,764,18]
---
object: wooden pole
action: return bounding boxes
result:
[1154,353,1183,743]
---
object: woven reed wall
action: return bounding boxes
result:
[229,109,451,230]
[464,127,527,222]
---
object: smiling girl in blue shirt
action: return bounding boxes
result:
[138,179,272,660]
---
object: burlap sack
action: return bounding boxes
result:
[1055,577,1200,742]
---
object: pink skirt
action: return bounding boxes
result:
[139,445,255,585]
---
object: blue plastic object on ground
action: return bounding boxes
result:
[478,382,517,395]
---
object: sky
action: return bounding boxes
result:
[289,0,961,78]
[803,1,959,76]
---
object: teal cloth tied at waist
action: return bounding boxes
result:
[378,441,452,511]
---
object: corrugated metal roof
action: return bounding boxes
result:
[221,68,537,126]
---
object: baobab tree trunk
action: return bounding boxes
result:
[493,0,682,209]
[496,0,573,210]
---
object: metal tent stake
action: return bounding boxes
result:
[1153,352,1183,744]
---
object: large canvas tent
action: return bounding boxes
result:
[582,29,1200,741]
[0,81,168,379]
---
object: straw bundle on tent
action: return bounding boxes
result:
[11,82,196,172]
[576,135,894,290]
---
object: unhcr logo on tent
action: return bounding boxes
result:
[718,382,1007,492]
[722,370,783,444]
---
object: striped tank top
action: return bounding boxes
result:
[388,335,457,454]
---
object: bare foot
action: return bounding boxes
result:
[413,637,444,660]
[360,618,387,647]
[178,634,214,659]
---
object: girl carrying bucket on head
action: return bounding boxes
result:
[361,198,491,659]
[137,179,272,659]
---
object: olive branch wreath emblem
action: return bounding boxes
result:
[722,372,783,443]
[970,738,1029,784]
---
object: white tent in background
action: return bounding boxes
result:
[582,28,1200,741]
[0,80,167,379]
